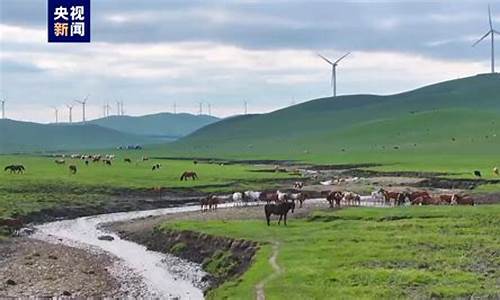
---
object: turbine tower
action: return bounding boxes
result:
[207,103,212,116]
[120,100,124,116]
[105,103,111,117]
[116,101,120,116]
[1,98,5,119]
[51,106,59,123]
[75,95,88,123]
[244,101,248,114]
[173,102,177,114]
[318,52,351,97]
[473,5,499,73]
[66,104,73,123]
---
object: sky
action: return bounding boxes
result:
[0,0,498,123]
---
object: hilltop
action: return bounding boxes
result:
[166,74,500,160]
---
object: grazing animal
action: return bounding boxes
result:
[103,159,112,166]
[180,171,198,181]
[193,160,198,165]
[4,165,25,174]
[200,196,220,212]
[276,190,289,203]
[382,189,400,206]
[410,193,437,205]
[494,167,499,176]
[289,192,306,208]
[343,192,361,206]
[371,188,386,205]
[474,170,482,178]
[396,192,411,206]
[264,201,295,226]
[84,160,89,166]
[326,191,343,208]
[439,194,460,205]
[232,192,244,206]
[54,159,66,165]
[244,191,262,202]
[293,181,304,189]
[69,165,77,174]
[142,156,149,161]
[260,192,278,204]
[320,180,334,186]
[450,194,474,206]
[124,158,132,163]
[152,164,161,171]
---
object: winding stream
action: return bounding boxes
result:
[30,204,224,299]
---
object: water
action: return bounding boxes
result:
[31,204,221,299]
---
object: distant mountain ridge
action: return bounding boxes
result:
[0,119,150,154]
[85,112,219,139]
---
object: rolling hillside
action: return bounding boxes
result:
[86,113,219,139]
[0,120,152,154]
[166,73,500,160]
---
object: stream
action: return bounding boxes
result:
[30,204,224,299]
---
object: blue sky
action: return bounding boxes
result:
[0,0,498,122]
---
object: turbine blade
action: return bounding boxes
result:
[495,30,500,35]
[317,53,334,65]
[489,4,493,30]
[472,31,491,47]
[334,52,351,65]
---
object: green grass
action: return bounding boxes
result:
[162,205,500,299]
[0,154,292,220]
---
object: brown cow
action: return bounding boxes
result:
[451,194,474,206]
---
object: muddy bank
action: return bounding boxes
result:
[114,227,258,288]
[151,156,296,166]
[411,178,500,190]
[0,238,143,298]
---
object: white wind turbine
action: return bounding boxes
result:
[51,106,59,123]
[473,5,500,73]
[75,95,88,123]
[318,52,351,97]
[66,104,74,123]
[1,97,6,119]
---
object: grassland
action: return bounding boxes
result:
[162,205,500,299]
[0,154,292,220]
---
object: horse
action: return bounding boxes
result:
[396,192,411,206]
[450,194,474,206]
[180,171,198,181]
[326,191,343,208]
[232,192,244,206]
[343,191,361,206]
[103,159,112,166]
[289,192,306,208]
[277,190,288,203]
[293,181,304,190]
[152,164,161,171]
[381,189,400,206]
[260,191,278,204]
[4,165,25,174]
[124,158,132,163]
[244,191,262,203]
[264,201,295,226]
[69,165,77,174]
[200,196,219,212]
[54,159,66,165]
[371,188,386,205]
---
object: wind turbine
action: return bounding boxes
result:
[75,95,88,123]
[473,5,499,73]
[318,52,351,97]
[207,103,212,116]
[66,104,74,123]
[244,101,248,114]
[173,101,177,114]
[1,98,5,119]
[105,103,111,117]
[51,106,59,123]
[116,101,121,116]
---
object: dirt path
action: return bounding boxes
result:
[255,241,282,300]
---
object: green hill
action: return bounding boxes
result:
[166,73,500,162]
[86,113,219,140]
[0,120,152,154]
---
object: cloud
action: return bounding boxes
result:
[0,1,498,122]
